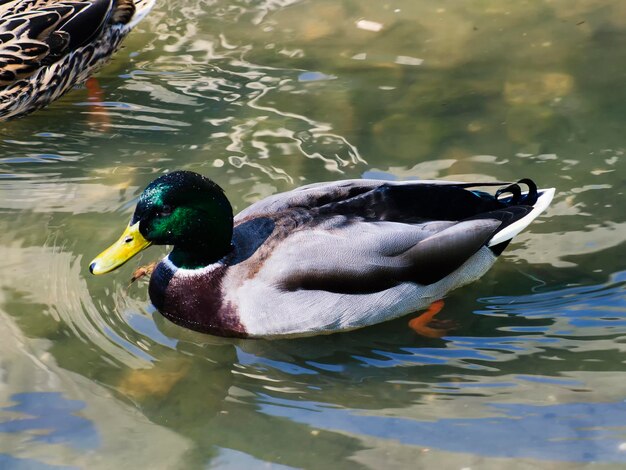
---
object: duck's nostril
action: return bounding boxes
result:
[89,262,96,274]
[124,236,133,243]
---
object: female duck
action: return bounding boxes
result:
[90,171,554,338]
[0,0,154,120]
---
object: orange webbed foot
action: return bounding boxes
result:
[408,300,456,338]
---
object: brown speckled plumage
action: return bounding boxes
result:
[0,0,154,120]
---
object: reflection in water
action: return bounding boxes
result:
[0,454,78,470]
[260,397,626,463]
[0,393,97,450]
[0,0,624,467]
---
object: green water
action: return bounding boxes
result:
[1,0,625,468]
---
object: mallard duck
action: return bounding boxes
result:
[0,0,154,120]
[90,171,554,338]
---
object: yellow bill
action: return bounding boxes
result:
[90,222,152,275]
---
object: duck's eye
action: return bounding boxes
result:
[157,205,173,217]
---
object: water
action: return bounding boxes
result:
[0,0,625,468]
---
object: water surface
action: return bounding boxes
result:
[0,1,625,468]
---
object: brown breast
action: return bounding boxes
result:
[149,261,247,338]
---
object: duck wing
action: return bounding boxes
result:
[273,217,501,293]
[246,179,546,291]
[236,178,534,221]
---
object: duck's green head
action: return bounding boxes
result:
[90,171,233,274]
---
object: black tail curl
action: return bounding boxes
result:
[495,179,538,206]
